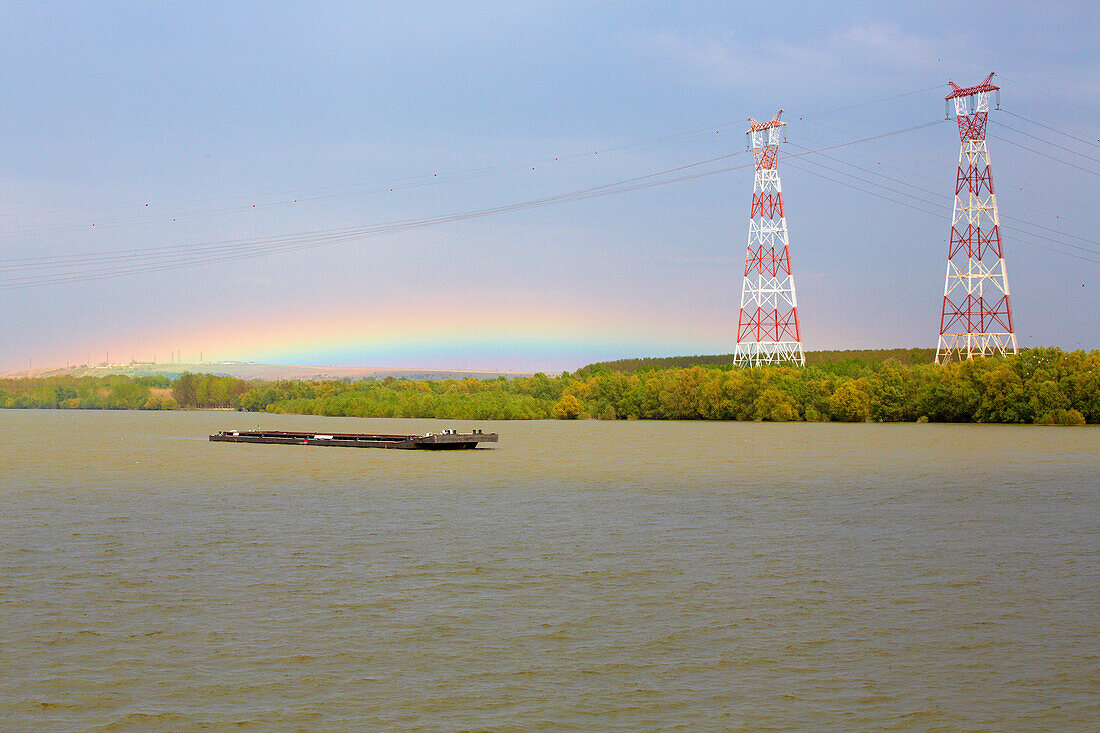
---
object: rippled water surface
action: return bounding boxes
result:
[2,410,1098,730]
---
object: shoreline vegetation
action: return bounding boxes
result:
[0,348,1095,425]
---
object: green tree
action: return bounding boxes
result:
[753,388,800,422]
[1030,379,1071,424]
[172,373,199,408]
[552,394,583,419]
[143,394,178,410]
[921,362,982,422]
[868,362,916,422]
[1035,409,1086,426]
[975,364,1030,423]
[829,378,871,422]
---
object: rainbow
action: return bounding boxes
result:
[39,291,850,374]
[94,299,732,372]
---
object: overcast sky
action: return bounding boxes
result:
[1,1,1097,372]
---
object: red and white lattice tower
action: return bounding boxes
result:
[936,73,1017,363]
[733,110,805,367]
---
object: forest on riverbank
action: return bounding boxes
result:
[1,348,1096,424]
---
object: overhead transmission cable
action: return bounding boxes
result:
[0,119,751,237]
[990,119,1100,165]
[987,132,1100,178]
[791,120,1100,262]
[1000,109,1100,150]
[798,112,1100,219]
[788,141,1100,254]
[996,75,1100,117]
[0,121,947,290]
[809,84,944,115]
[0,83,950,239]
[0,147,757,270]
[784,159,1100,265]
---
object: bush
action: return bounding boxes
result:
[829,379,871,422]
[552,394,583,419]
[753,388,800,422]
[1035,409,1086,426]
[143,394,179,410]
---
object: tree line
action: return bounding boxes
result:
[0,372,246,411]
[0,348,1096,424]
[589,348,936,375]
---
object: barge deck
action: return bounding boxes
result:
[209,428,497,450]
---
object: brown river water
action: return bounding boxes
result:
[1,410,1097,730]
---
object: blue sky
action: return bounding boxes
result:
[0,1,1097,371]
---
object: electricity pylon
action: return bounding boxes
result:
[936,73,1017,363]
[733,110,805,367]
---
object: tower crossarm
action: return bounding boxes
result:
[746,109,786,171]
[746,109,785,132]
[946,72,1000,140]
[946,72,998,100]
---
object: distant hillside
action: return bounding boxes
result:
[582,348,937,375]
[0,362,532,382]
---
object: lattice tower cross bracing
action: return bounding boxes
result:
[936,72,1018,363]
[733,110,805,367]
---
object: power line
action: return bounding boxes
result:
[784,159,1100,265]
[1001,108,1100,150]
[809,84,944,115]
[13,113,1097,292]
[0,127,749,241]
[799,114,1100,218]
[790,152,947,210]
[0,148,756,270]
[789,142,1100,252]
[990,119,1100,165]
[987,132,1100,178]
[997,75,1100,117]
[0,121,948,289]
[0,121,745,226]
[783,160,944,218]
[0,83,951,240]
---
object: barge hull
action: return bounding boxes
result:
[209,429,496,450]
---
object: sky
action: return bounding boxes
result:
[1,1,1097,372]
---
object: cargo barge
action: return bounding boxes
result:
[209,428,497,450]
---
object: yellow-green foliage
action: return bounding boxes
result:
[2,349,1097,424]
[231,349,1097,423]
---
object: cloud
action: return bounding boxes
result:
[639,22,945,92]
[832,23,940,68]
[640,31,831,89]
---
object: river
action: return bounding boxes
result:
[2,410,1097,730]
